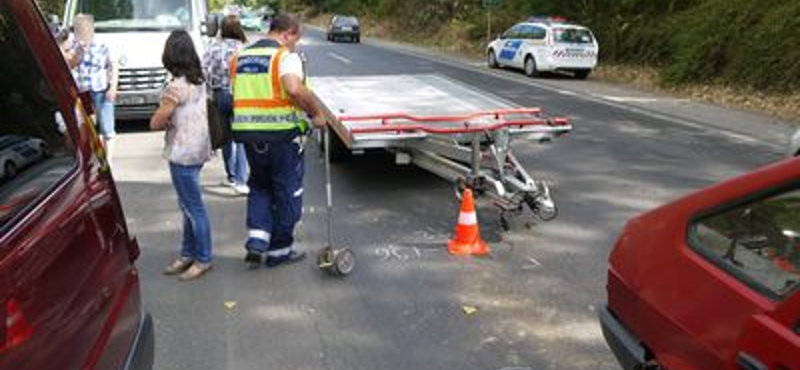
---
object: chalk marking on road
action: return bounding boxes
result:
[375,245,423,262]
[328,52,352,64]
[358,37,784,150]
[523,257,542,270]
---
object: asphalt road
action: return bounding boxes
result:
[113,28,793,370]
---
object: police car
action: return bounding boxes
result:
[487,17,598,79]
[0,135,49,180]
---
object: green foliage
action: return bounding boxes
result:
[662,0,800,91]
[35,0,64,17]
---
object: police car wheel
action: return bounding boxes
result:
[524,56,538,77]
[487,50,498,68]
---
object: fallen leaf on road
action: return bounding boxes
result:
[224,301,238,310]
[462,305,478,315]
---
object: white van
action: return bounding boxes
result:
[62,0,218,120]
[487,17,598,79]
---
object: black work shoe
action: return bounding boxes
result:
[265,250,307,268]
[244,251,265,269]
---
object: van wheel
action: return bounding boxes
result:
[487,50,498,68]
[574,70,591,79]
[4,161,17,179]
[524,56,539,77]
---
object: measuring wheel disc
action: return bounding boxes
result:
[332,248,355,276]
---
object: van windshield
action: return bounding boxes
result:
[553,28,594,44]
[74,0,192,31]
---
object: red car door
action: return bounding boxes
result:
[734,290,800,370]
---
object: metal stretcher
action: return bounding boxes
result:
[311,74,572,228]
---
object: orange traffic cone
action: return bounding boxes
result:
[448,189,489,255]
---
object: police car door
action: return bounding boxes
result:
[497,24,525,68]
[526,25,549,66]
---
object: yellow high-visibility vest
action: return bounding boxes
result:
[231,43,308,138]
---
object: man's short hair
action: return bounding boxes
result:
[269,13,300,34]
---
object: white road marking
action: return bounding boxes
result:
[602,96,659,103]
[328,52,352,64]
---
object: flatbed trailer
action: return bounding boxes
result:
[311,74,572,228]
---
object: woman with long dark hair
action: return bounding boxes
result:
[203,15,249,195]
[150,30,214,281]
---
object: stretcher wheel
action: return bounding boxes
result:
[537,205,558,221]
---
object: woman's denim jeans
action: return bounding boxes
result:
[169,162,212,263]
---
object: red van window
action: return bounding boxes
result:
[0,3,77,231]
[689,187,800,299]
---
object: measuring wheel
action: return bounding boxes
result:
[317,246,355,276]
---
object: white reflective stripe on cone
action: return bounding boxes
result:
[458,212,477,225]
[248,230,271,242]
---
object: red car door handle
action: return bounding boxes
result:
[737,352,767,370]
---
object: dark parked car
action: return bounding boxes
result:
[0,0,153,369]
[327,15,360,43]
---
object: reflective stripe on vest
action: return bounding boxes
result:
[232,46,307,133]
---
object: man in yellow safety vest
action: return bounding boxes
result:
[231,13,327,268]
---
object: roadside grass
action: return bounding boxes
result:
[306,13,800,124]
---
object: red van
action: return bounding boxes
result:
[600,159,800,370]
[0,0,153,369]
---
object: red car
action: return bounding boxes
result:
[600,159,800,370]
[0,0,153,369]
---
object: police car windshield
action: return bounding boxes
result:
[75,0,192,31]
[553,28,593,44]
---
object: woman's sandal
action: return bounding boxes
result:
[179,262,212,281]
[162,257,193,275]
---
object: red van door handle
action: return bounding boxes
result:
[737,352,767,370]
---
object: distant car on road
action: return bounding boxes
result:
[487,16,598,79]
[599,158,800,370]
[327,15,360,43]
[0,135,48,180]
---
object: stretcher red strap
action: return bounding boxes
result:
[338,108,570,135]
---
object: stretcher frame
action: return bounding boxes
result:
[311,74,572,227]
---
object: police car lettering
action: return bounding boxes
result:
[499,40,522,60]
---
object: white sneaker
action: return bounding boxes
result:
[221,179,235,187]
[233,184,250,195]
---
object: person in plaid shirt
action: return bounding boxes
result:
[203,14,249,195]
[74,14,119,164]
